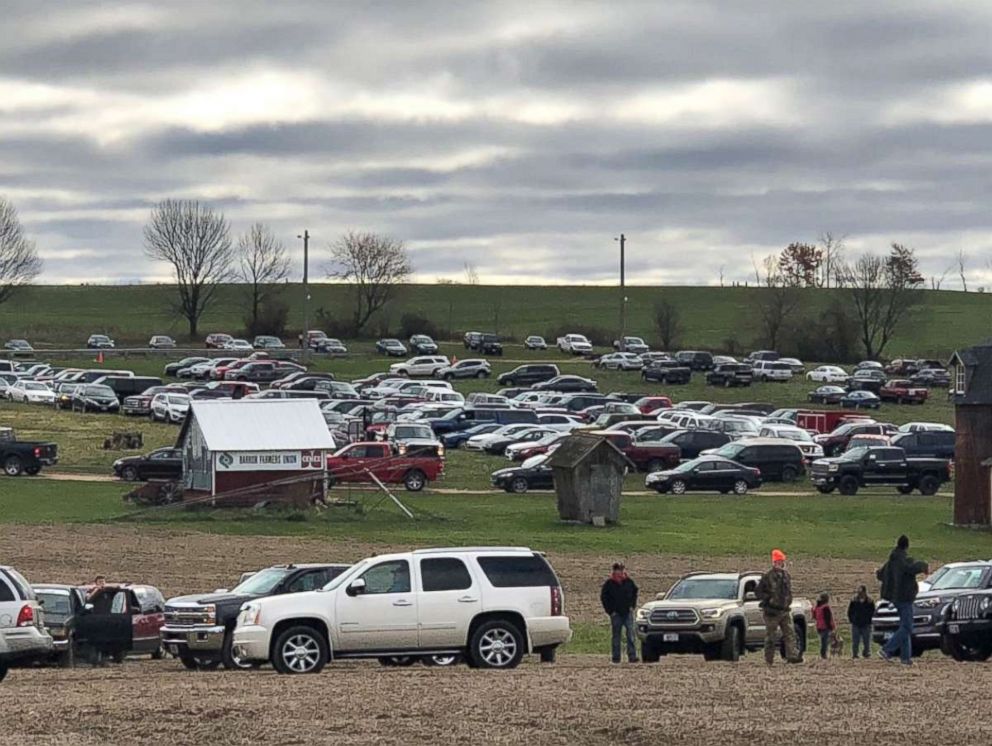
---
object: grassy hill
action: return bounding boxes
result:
[1,283,988,357]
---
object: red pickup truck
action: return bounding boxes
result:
[589,430,680,472]
[878,379,929,404]
[326,441,444,491]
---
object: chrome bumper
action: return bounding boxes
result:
[161,625,226,652]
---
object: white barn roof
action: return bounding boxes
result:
[182,399,336,452]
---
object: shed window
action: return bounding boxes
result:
[955,366,966,395]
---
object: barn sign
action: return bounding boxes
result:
[215,450,325,471]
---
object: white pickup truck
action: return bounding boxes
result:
[232,547,571,674]
[556,334,593,355]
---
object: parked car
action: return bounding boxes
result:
[74,583,166,662]
[121,385,171,416]
[634,396,673,414]
[756,425,824,460]
[151,392,191,423]
[32,584,87,667]
[879,379,929,404]
[148,335,176,349]
[752,361,793,382]
[463,331,483,349]
[898,422,954,433]
[231,547,570,672]
[848,369,887,393]
[596,352,643,371]
[314,337,348,354]
[912,368,951,388]
[442,423,503,449]
[491,455,555,493]
[86,334,115,349]
[646,456,762,494]
[813,421,895,456]
[890,430,955,460]
[113,447,183,482]
[96,375,164,401]
[376,338,408,357]
[4,339,33,355]
[745,350,779,363]
[524,335,548,350]
[809,446,950,495]
[390,356,451,378]
[222,338,253,352]
[70,384,121,413]
[885,359,922,376]
[0,566,54,681]
[806,365,850,383]
[8,379,55,405]
[675,351,714,371]
[778,357,805,374]
[808,385,847,405]
[478,333,503,356]
[531,375,597,393]
[164,356,209,377]
[326,441,444,491]
[855,360,884,371]
[497,364,559,386]
[434,358,492,380]
[839,390,882,409]
[657,429,732,460]
[642,359,692,385]
[557,334,593,355]
[705,363,753,388]
[205,333,233,349]
[613,336,649,354]
[252,335,285,349]
[705,439,806,482]
[408,335,438,355]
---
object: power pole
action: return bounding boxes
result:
[617,233,627,340]
[298,230,310,364]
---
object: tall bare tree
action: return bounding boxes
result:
[839,244,924,359]
[958,248,968,292]
[143,199,233,338]
[237,223,289,332]
[463,261,479,285]
[653,298,684,350]
[0,197,42,305]
[757,267,801,349]
[819,232,846,288]
[328,231,412,334]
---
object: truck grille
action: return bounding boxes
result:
[164,606,211,626]
[649,608,699,625]
[955,596,984,621]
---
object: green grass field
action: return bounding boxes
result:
[1,283,989,358]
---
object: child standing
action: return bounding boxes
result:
[813,592,836,659]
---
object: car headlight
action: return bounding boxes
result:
[951,599,960,612]
[700,608,724,619]
[636,607,649,620]
[240,602,262,626]
[916,598,941,609]
[828,464,839,472]
[204,604,217,624]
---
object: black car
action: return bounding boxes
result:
[497,364,560,386]
[808,385,847,405]
[848,369,888,393]
[707,440,806,482]
[408,335,439,355]
[479,333,503,356]
[463,331,483,349]
[491,458,555,493]
[113,447,183,482]
[70,384,121,413]
[165,357,209,377]
[658,429,732,460]
[911,368,951,388]
[645,455,762,494]
[705,364,753,388]
[641,360,692,384]
[890,430,955,459]
[32,584,88,667]
[531,375,597,393]
[675,351,714,371]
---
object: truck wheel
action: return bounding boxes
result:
[720,625,741,662]
[272,625,328,675]
[896,485,914,495]
[3,456,24,477]
[378,656,417,667]
[781,466,798,483]
[469,619,524,669]
[838,476,859,496]
[25,465,40,476]
[476,370,486,378]
[421,654,462,667]
[59,636,77,668]
[947,636,992,662]
[642,639,661,663]
[221,630,257,670]
[121,465,139,482]
[816,486,834,494]
[538,646,557,663]
[702,646,721,661]
[670,479,687,495]
[919,475,939,496]
[732,480,749,495]
[647,459,666,472]
[404,469,426,492]
[509,477,529,494]
[0,663,7,682]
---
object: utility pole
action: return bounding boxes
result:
[616,233,627,341]
[298,230,310,364]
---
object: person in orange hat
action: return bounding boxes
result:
[756,549,802,665]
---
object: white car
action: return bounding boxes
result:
[524,336,548,350]
[536,413,584,432]
[423,389,465,406]
[596,352,643,371]
[389,356,451,378]
[232,547,571,673]
[223,339,254,352]
[505,431,565,459]
[151,393,190,423]
[556,334,593,355]
[806,365,850,383]
[752,361,794,382]
[8,380,55,404]
[465,424,543,451]
[757,424,824,459]
[0,566,54,682]
[897,422,954,433]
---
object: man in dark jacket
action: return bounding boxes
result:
[755,549,802,665]
[847,585,875,659]
[876,535,928,664]
[601,562,638,663]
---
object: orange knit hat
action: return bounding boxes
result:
[771,549,786,563]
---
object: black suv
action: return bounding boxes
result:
[658,429,732,460]
[478,333,503,356]
[890,430,955,459]
[675,351,714,371]
[641,360,692,385]
[705,363,753,388]
[463,331,482,349]
[707,440,806,482]
[497,364,559,386]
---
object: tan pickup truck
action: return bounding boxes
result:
[634,571,812,662]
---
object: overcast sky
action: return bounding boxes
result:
[4,0,992,286]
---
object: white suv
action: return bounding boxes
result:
[232,547,570,674]
[0,566,53,682]
[389,356,451,378]
[752,361,793,382]
[151,392,190,423]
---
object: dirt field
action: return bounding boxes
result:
[2,524,981,745]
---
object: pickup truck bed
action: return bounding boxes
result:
[809,446,949,496]
[0,428,58,477]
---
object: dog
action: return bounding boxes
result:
[829,631,845,657]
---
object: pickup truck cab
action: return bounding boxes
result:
[879,379,929,404]
[0,427,58,476]
[557,334,593,355]
[809,446,950,495]
[613,336,649,354]
[327,441,444,491]
[232,547,571,673]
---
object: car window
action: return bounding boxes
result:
[420,558,473,592]
[360,561,411,594]
[477,555,559,587]
[0,577,15,602]
[285,570,327,593]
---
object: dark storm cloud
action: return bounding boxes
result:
[2,0,991,284]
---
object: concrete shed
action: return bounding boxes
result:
[176,399,334,502]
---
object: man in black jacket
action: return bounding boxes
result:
[847,585,876,659]
[876,535,928,664]
[601,562,639,663]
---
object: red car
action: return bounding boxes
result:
[204,333,232,349]
[76,583,166,661]
[327,441,444,491]
[879,379,929,404]
[634,396,673,414]
[589,430,680,472]
[212,359,251,380]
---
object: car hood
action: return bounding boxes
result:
[639,598,740,612]
[167,592,257,606]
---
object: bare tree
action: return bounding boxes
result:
[718,264,725,287]
[819,232,846,288]
[237,223,289,333]
[328,231,412,334]
[143,199,233,337]
[653,299,684,350]
[839,244,924,359]
[757,267,801,349]
[958,248,968,292]
[463,261,479,286]
[0,197,42,305]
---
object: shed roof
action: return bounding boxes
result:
[952,339,992,405]
[547,432,629,469]
[177,399,335,451]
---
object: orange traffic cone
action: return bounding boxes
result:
[452,354,458,364]
[96,351,104,364]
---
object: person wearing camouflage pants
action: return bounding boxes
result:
[756,549,803,665]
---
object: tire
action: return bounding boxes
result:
[469,619,525,669]
[671,479,687,495]
[121,466,139,482]
[538,646,557,663]
[720,625,741,662]
[838,475,859,496]
[444,373,453,381]
[724,378,731,389]
[3,456,24,477]
[816,486,835,494]
[476,371,486,379]
[781,466,798,483]
[150,645,164,660]
[947,636,992,662]
[918,475,939,496]
[647,459,665,472]
[642,639,661,663]
[509,477,529,494]
[111,651,125,664]
[404,469,426,492]
[221,630,257,670]
[271,625,328,675]
[896,485,914,495]
[0,663,7,682]
[378,656,417,667]
[24,466,40,476]
[58,637,77,668]
[421,655,462,667]
[732,479,749,495]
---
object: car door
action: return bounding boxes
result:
[334,559,419,651]
[740,576,765,644]
[707,460,741,491]
[76,588,133,653]
[132,590,164,652]
[686,460,717,490]
[417,557,479,649]
[875,448,908,483]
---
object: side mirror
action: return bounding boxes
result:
[213,588,229,594]
[83,603,94,613]
[654,591,667,600]
[744,592,757,602]
[346,578,367,597]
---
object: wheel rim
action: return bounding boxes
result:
[672,480,686,494]
[430,655,458,666]
[734,480,748,494]
[4,459,20,476]
[407,473,424,490]
[123,468,137,481]
[479,628,517,667]
[512,478,528,493]
[281,634,320,673]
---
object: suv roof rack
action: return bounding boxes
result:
[412,546,532,555]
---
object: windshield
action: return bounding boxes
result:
[776,429,811,442]
[24,382,46,390]
[85,385,115,396]
[232,568,292,594]
[167,395,189,405]
[714,444,744,459]
[930,566,989,591]
[669,459,699,473]
[667,578,739,600]
[37,591,72,621]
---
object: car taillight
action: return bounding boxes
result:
[34,447,41,457]
[550,585,563,616]
[16,604,34,627]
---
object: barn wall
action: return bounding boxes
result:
[214,470,324,508]
[182,419,211,492]
[954,405,992,526]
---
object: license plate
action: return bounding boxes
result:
[663,633,679,642]
[950,624,960,634]
[883,632,893,641]
[168,644,179,654]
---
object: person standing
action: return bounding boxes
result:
[756,549,802,665]
[600,562,639,664]
[877,535,928,665]
[812,593,836,659]
[847,585,876,659]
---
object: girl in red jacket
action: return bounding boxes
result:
[813,593,837,659]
